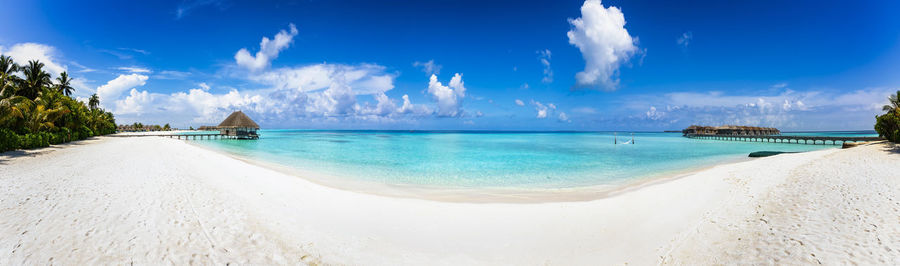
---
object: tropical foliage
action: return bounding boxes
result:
[875,90,900,143]
[0,55,116,152]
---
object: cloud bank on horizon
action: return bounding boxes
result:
[1,0,896,131]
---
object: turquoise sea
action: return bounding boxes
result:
[186,130,877,189]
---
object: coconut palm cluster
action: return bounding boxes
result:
[1,55,117,152]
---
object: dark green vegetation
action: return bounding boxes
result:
[748,151,798,157]
[875,90,900,143]
[0,56,116,152]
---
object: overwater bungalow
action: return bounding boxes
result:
[682,125,780,136]
[217,111,260,139]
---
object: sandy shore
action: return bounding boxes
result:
[1,137,899,264]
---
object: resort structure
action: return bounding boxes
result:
[216,111,260,139]
[682,125,781,136]
[682,125,881,145]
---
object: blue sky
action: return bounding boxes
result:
[2,0,899,130]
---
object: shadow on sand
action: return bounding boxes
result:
[0,137,100,165]
[882,142,900,155]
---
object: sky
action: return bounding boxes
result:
[1,0,899,131]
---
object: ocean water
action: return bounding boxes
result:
[186,130,877,189]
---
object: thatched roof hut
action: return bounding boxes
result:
[683,125,780,136]
[217,111,260,139]
[218,111,260,129]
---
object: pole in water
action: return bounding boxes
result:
[614,132,617,144]
[631,132,634,144]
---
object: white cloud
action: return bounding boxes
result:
[0,43,67,76]
[249,63,395,95]
[558,112,570,122]
[96,74,149,108]
[115,89,154,114]
[537,49,553,83]
[234,23,299,71]
[677,31,693,48]
[118,47,149,55]
[153,70,192,80]
[427,73,466,117]
[397,94,431,115]
[531,100,556,118]
[413,60,442,75]
[645,106,665,120]
[567,0,639,90]
[109,63,439,126]
[70,61,96,73]
[118,66,151,73]
[69,77,94,97]
[515,99,525,106]
[176,0,226,19]
[623,87,898,130]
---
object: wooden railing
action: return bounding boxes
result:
[685,134,882,145]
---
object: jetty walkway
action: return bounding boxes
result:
[110,133,238,140]
[685,134,882,145]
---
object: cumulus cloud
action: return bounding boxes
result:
[413,60,442,75]
[108,25,474,126]
[96,74,149,108]
[515,99,525,106]
[427,73,466,117]
[249,63,394,95]
[529,100,570,122]
[234,23,299,71]
[645,106,665,120]
[567,0,639,90]
[397,94,431,115]
[537,49,553,83]
[677,31,693,48]
[115,89,154,114]
[531,100,556,118]
[108,62,440,126]
[0,43,67,76]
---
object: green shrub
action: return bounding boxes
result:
[18,133,52,149]
[77,125,94,140]
[0,129,19,152]
[51,132,65,145]
[875,112,900,143]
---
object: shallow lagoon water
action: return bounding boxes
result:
[188,130,877,189]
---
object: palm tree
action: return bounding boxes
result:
[23,88,71,132]
[18,60,51,100]
[0,96,28,128]
[55,71,74,97]
[0,55,19,99]
[88,93,100,110]
[883,90,900,116]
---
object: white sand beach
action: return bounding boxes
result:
[1,136,899,265]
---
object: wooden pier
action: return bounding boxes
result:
[685,134,882,145]
[111,133,240,140]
